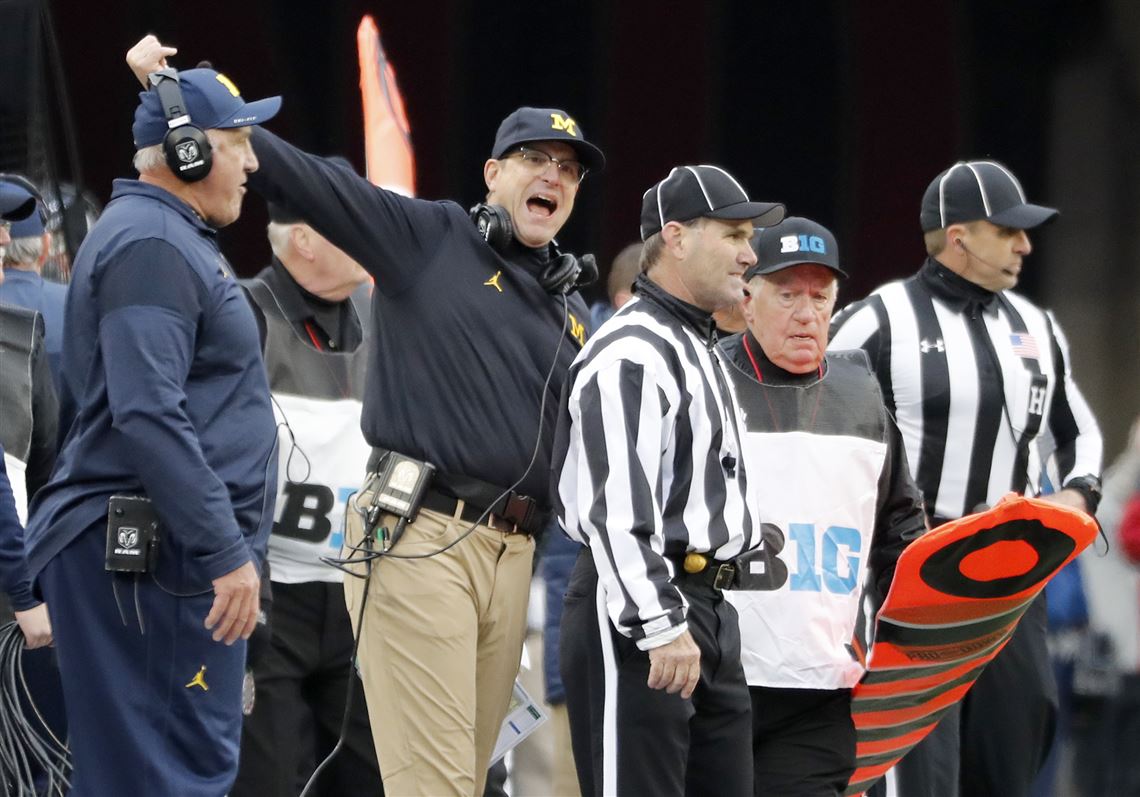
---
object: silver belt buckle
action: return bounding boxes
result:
[712,563,736,590]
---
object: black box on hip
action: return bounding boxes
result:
[105,495,160,573]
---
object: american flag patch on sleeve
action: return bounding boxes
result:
[1010,333,1040,359]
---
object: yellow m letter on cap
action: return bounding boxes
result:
[215,73,241,97]
[550,113,578,137]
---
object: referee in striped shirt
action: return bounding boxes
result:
[552,165,783,796]
[830,160,1103,797]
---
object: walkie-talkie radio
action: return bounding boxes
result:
[105,495,161,573]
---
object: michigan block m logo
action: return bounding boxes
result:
[550,113,578,137]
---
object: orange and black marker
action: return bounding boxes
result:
[844,494,1097,797]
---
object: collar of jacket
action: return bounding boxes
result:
[730,328,823,386]
[919,256,1000,317]
[109,179,217,238]
[633,273,717,343]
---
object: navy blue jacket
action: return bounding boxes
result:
[0,446,36,610]
[0,269,68,391]
[248,130,591,504]
[24,180,278,586]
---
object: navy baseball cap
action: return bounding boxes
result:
[0,179,36,222]
[640,165,784,241]
[491,107,605,172]
[920,160,1058,232]
[133,68,282,148]
[744,216,846,281]
[9,203,45,237]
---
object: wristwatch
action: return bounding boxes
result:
[1063,475,1102,515]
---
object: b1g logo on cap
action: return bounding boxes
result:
[779,234,827,255]
[176,140,201,164]
[550,113,578,137]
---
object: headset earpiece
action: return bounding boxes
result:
[149,69,213,183]
[540,248,598,295]
[469,203,513,252]
[469,204,598,295]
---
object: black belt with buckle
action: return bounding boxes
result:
[672,553,738,591]
[420,488,525,534]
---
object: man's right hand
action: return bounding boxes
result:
[205,560,260,645]
[14,604,52,649]
[647,629,701,699]
[127,34,178,88]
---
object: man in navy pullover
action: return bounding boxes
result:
[24,67,281,796]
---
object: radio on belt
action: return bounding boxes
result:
[370,452,435,522]
[105,495,161,573]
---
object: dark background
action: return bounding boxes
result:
[3,0,1138,455]
[0,0,1094,296]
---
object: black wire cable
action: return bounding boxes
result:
[297,520,398,797]
[305,293,573,789]
[324,292,571,573]
[0,622,71,795]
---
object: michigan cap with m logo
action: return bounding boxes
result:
[491,106,605,172]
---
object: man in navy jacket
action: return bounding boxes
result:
[24,67,281,796]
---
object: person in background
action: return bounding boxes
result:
[0,173,68,390]
[232,192,379,796]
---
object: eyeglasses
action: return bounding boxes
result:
[505,147,586,183]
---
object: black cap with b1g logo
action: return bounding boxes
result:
[744,216,846,281]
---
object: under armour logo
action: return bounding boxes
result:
[1027,385,1047,416]
[484,271,504,293]
[185,665,209,691]
[919,338,946,354]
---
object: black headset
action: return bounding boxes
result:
[148,68,212,183]
[469,203,598,295]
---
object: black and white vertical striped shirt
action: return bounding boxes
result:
[829,258,1102,523]
[551,275,754,650]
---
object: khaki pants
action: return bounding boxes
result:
[344,496,534,796]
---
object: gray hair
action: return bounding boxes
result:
[266,221,295,258]
[2,234,45,267]
[133,144,167,174]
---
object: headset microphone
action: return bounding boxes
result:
[957,238,1005,271]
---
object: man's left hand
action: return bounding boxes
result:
[126,34,178,88]
[206,560,260,645]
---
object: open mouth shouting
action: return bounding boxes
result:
[526,191,559,218]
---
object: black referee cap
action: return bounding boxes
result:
[920,160,1058,232]
[639,165,784,241]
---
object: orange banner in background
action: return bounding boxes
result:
[357,15,415,197]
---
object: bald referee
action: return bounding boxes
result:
[829,160,1102,797]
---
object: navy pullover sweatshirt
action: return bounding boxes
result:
[248,129,591,505]
[24,180,278,585]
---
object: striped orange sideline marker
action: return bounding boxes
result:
[845,494,1097,796]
